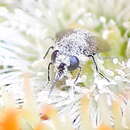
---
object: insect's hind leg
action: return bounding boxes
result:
[90,55,110,82]
[43,46,54,59]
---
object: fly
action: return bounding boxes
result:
[43,29,110,96]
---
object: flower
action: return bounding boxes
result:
[0,0,130,129]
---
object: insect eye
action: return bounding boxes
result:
[51,50,59,63]
[68,56,79,71]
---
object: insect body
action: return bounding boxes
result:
[44,29,109,96]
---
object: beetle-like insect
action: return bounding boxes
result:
[44,29,110,96]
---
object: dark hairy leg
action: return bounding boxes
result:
[74,66,81,83]
[43,46,54,59]
[48,62,53,82]
[91,55,110,82]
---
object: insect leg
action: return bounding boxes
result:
[74,66,81,83]
[43,46,54,59]
[91,55,110,82]
[48,62,53,82]
[48,70,63,97]
[48,83,55,97]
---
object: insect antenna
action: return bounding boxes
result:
[43,46,54,59]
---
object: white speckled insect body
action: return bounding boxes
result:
[44,29,109,96]
[55,29,97,57]
[53,29,97,68]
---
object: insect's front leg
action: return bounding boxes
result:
[43,46,54,59]
[83,50,110,81]
[90,55,110,82]
[74,66,81,84]
[48,62,53,82]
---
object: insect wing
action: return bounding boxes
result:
[95,36,110,53]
